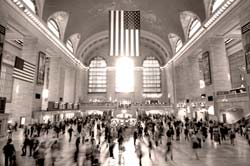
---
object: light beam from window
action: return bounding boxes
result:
[115,57,134,93]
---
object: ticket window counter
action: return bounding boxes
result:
[65,113,75,119]
[43,115,52,124]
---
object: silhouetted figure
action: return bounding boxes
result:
[133,130,138,145]
[109,141,115,158]
[2,139,16,166]
[136,143,143,166]
[21,135,30,156]
[68,126,74,142]
[29,136,35,156]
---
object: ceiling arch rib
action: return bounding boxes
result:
[210,0,225,14]
[66,39,74,53]
[168,33,183,54]
[76,30,172,65]
[47,19,60,38]
[22,0,37,14]
[180,11,201,41]
[42,0,206,56]
[47,11,69,41]
[36,0,45,17]
[203,0,211,17]
[66,33,81,54]
[188,19,202,38]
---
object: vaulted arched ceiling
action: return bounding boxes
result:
[42,0,206,58]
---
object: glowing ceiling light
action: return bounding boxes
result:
[24,8,28,13]
[226,0,232,5]
[18,3,24,8]
[224,3,229,8]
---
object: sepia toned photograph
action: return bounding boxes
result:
[0,0,250,166]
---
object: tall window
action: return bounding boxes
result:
[188,19,201,38]
[66,39,74,53]
[143,56,161,95]
[211,0,225,13]
[175,39,183,53]
[0,63,14,102]
[88,57,107,93]
[47,19,60,38]
[23,0,37,14]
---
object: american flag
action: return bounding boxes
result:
[109,10,140,57]
[13,56,36,83]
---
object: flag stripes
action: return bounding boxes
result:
[13,56,36,83]
[109,10,140,57]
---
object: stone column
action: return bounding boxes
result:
[165,63,175,105]
[239,4,250,117]
[174,61,189,102]
[187,54,201,99]
[75,68,85,103]
[161,67,168,103]
[134,67,143,103]
[204,38,231,119]
[206,38,231,93]
[81,69,88,102]
[48,57,65,102]
[63,65,76,103]
[10,37,39,124]
[107,67,116,102]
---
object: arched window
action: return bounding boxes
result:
[188,19,201,38]
[47,19,60,38]
[143,56,161,96]
[175,39,183,53]
[23,0,37,14]
[211,0,225,13]
[88,57,107,93]
[66,39,74,53]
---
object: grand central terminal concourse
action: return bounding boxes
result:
[1,0,250,166]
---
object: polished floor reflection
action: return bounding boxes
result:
[0,127,249,166]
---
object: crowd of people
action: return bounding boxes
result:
[2,111,250,166]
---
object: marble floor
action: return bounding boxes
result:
[0,129,249,166]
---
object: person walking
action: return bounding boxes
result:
[21,135,30,156]
[191,132,199,160]
[148,137,153,159]
[50,139,60,166]
[109,141,115,159]
[165,132,173,161]
[133,130,138,146]
[74,134,81,163]
[229,129,236,145]
[2,139,16,166]
[35,141,47,166]
[184,127,190,141]
[29,136,35,157]
[68,126,74,142]
[136,142,143,166]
